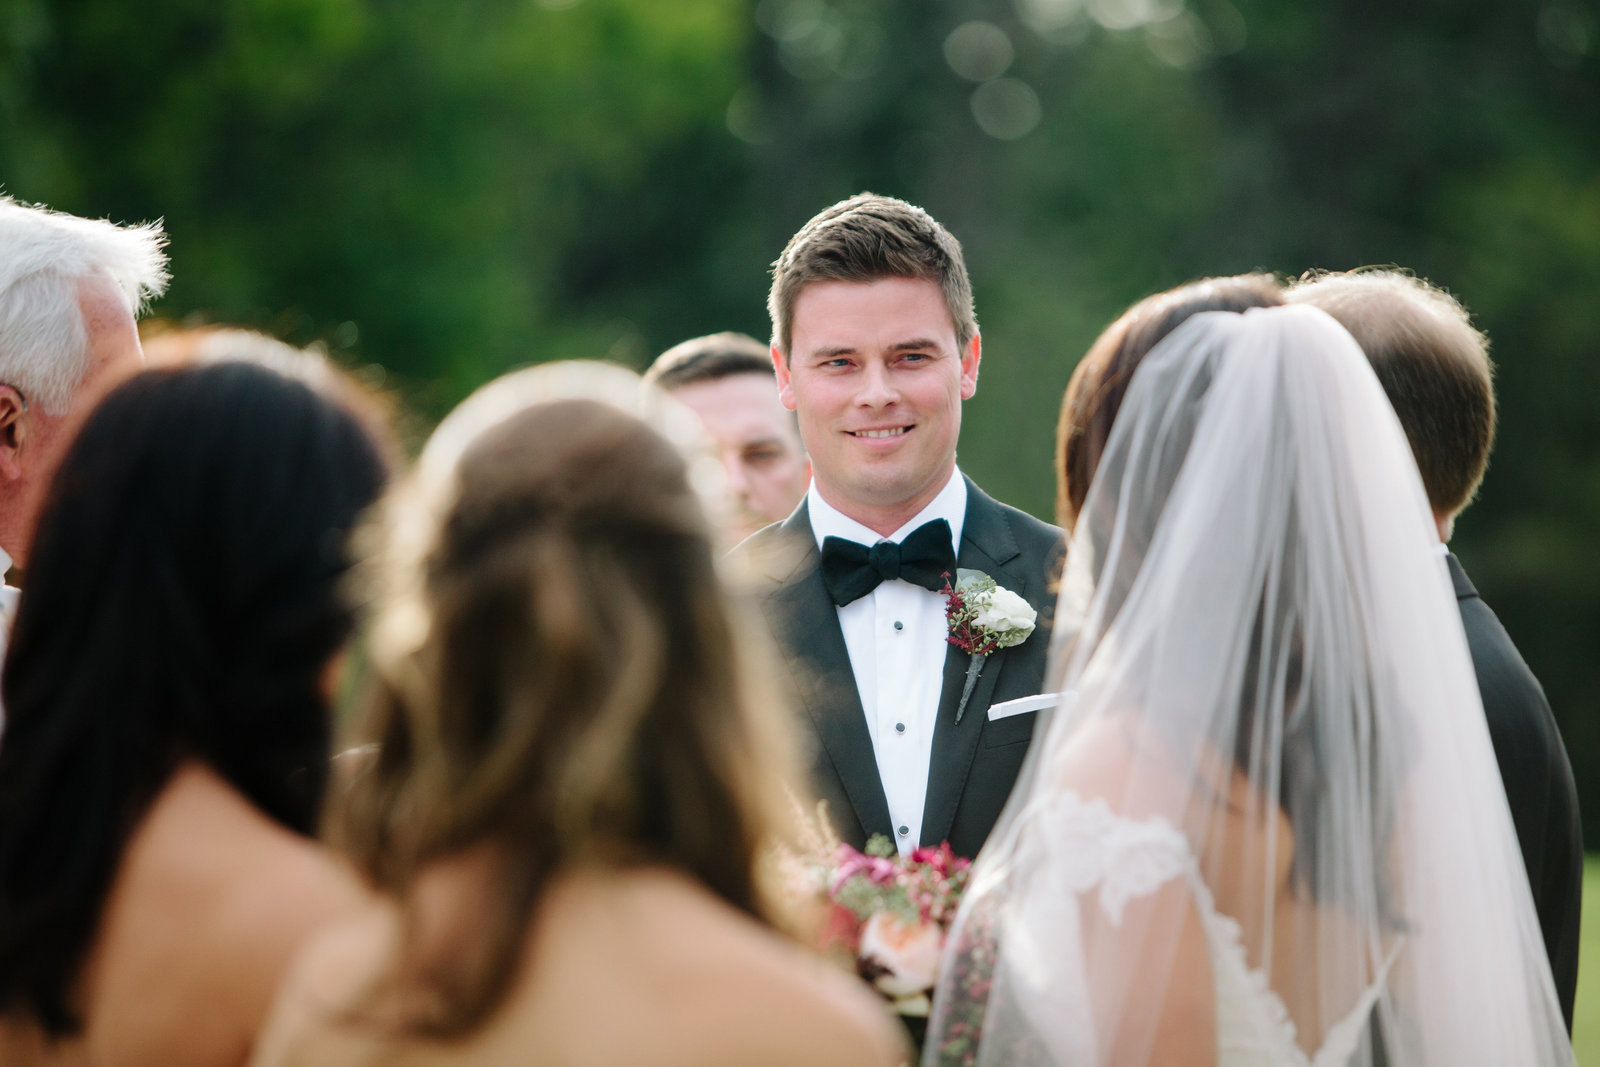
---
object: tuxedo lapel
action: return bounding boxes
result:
[755,505,894,842]
[920,479,1026,850]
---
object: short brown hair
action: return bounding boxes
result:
[768,192,976,357]
[1057,274,1284,530]
[336,364,798,1037]
[1288,269,1494,517]
[643,331,773,390]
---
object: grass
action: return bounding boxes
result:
[1575,858,1600,1063]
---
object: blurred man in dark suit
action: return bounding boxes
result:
[645,331,810,544]
[1291,269,1583,1030]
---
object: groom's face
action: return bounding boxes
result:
[775,276,980,527]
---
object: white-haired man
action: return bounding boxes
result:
[0,198,168,645]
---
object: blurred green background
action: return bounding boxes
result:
[2,0,1597,1038]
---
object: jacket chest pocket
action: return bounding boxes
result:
[981,709,1037,748]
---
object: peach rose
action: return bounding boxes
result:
[858,911,944,997]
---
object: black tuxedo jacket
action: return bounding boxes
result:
[1449,553,1582,1031]
[736,476,1063,861]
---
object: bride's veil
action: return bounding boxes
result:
[924,306,1570,1066]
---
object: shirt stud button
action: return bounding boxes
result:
[893,620,904,631]
[898,825,909,836]
[895,722,906,734]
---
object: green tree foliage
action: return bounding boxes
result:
[1,0,755,402]
[2,0,1597,839]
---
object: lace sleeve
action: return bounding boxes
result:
[941,791,1197,1066]
[1023,790,1193,924]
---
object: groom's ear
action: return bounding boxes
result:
[959,333,982,400]
[772,345,797,412]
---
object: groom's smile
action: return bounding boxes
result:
[845,425,913,443]
[775,276,981,536]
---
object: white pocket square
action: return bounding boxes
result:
[987,692,1059,720]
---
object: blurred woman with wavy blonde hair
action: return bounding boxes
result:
[251,361,905,1067]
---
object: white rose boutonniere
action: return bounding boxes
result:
[943,568,1037,724]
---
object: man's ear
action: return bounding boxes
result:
[959,333,982,400]
[771,345,797,411]
[0,388,27,483]
[1434,510,1456,544]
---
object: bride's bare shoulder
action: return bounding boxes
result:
[1053,711,1147,795]
[1046,709,1202,824]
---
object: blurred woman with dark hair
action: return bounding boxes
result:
[0,357,393,1066]
[249,361,904,1067]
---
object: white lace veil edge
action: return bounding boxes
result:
[924,306,1570,1067]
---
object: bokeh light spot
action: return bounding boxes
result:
[971,78,1043,140]
[944,21,1016,82]
[1088,0,1184,32]
[726,87,775,145]
[1539,3,1594,63]
[756,0,827,42]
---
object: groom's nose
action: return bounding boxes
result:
[854,360,899,407]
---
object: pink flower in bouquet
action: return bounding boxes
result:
[909,842,970,879]
[778,803,973,1016]
[830,844,896,894]
[857,911,945,997]
[819,901,863,956]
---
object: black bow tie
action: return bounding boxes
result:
[820,519,957,607]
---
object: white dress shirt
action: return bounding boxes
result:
[808,469,967,855]
[0,546,17,733]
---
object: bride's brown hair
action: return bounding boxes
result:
[1057,273,1284,531]
[333,364,798,1036]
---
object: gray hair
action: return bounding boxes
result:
[0,197,170,414]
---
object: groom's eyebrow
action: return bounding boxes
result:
[806,337,945,361]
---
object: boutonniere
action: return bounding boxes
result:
[943,568,1037,724]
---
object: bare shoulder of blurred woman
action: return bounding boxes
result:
[80,764,371,1067]
[0,335,397,1067]
[250,361,905,1067]
[254,863,904,1067]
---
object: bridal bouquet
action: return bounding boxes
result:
[780,802,973,1016]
